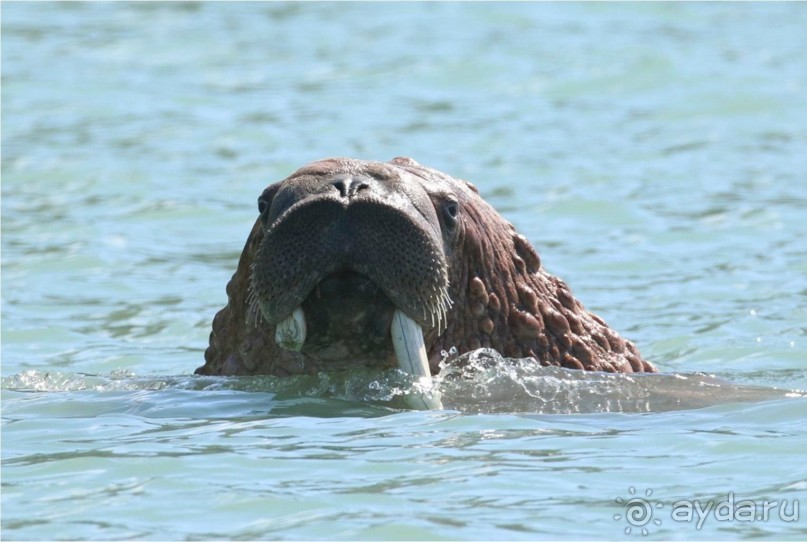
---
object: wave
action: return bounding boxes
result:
[3,349,802,417]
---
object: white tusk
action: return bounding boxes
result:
[275,307,306,351]
[391,309,443,410]
[391,309,430,377]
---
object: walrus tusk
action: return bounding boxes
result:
[391,309,443,410]
[275,307,306,351]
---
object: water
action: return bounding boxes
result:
[2,2,806,540]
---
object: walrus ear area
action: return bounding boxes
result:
[199,182,283,375]
[199,216,268,376]
[442,193,654,374]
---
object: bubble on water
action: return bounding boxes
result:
[439,346,459,363]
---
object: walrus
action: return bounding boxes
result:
[196,157,656,382]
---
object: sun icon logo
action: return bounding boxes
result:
[614,487,664,536]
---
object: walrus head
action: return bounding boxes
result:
[247,157,456,374]
[197,157,656,378]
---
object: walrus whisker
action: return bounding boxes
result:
[245,287,263,327]
[432,286,452,335]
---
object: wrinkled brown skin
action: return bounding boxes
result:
[196,157,656,376]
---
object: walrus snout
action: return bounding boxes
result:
[249,171,452,336]
[247,168,451,388]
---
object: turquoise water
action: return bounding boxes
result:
[2,2,806,540]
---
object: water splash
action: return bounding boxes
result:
[3,351,802,416]
[435,349,802,414]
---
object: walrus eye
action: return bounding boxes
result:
[257,195,270,216]
[442,199,459,230]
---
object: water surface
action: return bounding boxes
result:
[3,2,806,540]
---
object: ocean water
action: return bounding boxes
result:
[2,2,806,540]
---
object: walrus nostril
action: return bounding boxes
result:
[332,177,371,199]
